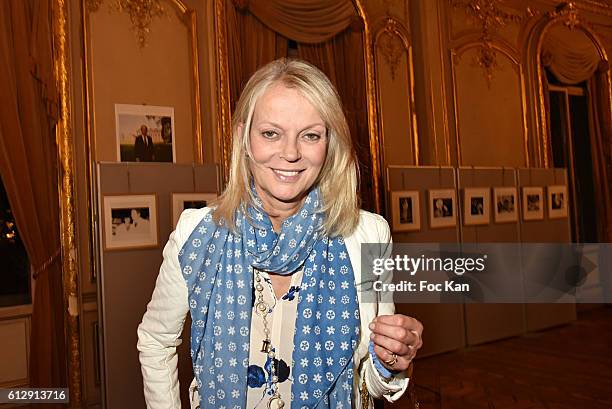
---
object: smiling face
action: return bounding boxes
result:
[247,82,328,213]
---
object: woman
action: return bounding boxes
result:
[138,58,423,408]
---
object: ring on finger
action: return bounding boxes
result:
[384,353,398,366]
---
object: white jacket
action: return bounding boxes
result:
[137,208,409,408]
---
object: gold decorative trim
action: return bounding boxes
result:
[527,1,610,167]
[437,2,452,165]
[52,0,83,406]
[213,0,232,183]
[373,17,420,166]
[354,0,382,214]
[450,0,534,86]
[114,0,166,48]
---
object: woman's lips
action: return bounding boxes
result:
[272,168,303,182]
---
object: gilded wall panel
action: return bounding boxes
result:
[88,4,195,163]
[376,45,416,165]
[452,46,526,166]
[374,18,419,166]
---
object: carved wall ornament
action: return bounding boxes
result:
[87,0,104,12]
[549,2,580,30]
[473,41,499,87]
[379,18,404,80]
[114,0,167,48]
[451,0,534,86]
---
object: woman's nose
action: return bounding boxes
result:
[279,136,301,162]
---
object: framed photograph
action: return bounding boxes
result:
[390,191,421,232]
[493,187,518,223]
[428,189,456,228]
[522,186,544,221]
[171,193,218,228]
[103,194,158,250]
[548,185,568,219]
[463,188,490,226]
[115,103,175,163]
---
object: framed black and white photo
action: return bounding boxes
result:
[463,188,490,226]
[115,103,175,163]
[171,193,218,228]
[103,194,158,250]
[428,189,456,228]
[390,191,420,232]
[548,185,568,219]
[522,186,544,221]
[493,187,518,223]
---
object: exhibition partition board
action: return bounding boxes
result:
[386,166,466,357]
[97,162,218,409]
[517,168,576,332]
[457,167,525,346]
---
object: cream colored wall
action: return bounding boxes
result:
[452,46,526,166]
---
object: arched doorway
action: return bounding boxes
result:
[526,3,612,243]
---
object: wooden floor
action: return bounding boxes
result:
[387,307,612,409]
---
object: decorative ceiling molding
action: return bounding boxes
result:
[114,0,166,48]
[450,0,535,87]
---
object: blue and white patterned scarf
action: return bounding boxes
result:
[179,188,360,408]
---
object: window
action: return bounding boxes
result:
[0,176,31,307]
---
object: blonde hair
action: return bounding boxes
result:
[214,58,360,237]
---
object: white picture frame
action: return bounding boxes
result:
[493,187,518,223]
[428,189,456,228]
[171,193,218,228]
[548,185,568,219]
[103,194,158,250]
[115,103,176,163]
[522,186,544,221]
[390,191,421,232]
[463,187,490,226]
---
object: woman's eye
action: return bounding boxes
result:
[303,133,321,141]
[261,130,278,139]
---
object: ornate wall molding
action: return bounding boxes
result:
[373,16,420,165]
[52,0,83,405]
[114,0,166,48]
[376,18,405,80]
[450,0,535,87]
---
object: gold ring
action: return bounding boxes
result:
[384,353,398,366]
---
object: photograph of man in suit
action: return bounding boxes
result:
[134,125,155,162]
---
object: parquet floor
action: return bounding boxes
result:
[387,307,612,409]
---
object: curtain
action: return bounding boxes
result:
[246,0,355,44]
[587,66,612,242]
[227,0,288,113]
[297,28,373,210]
[541,23,601,85]
[0,0,67,392]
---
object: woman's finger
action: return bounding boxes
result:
[370,332,412,357]
[375,314,423,336]
[369,320,419,346]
